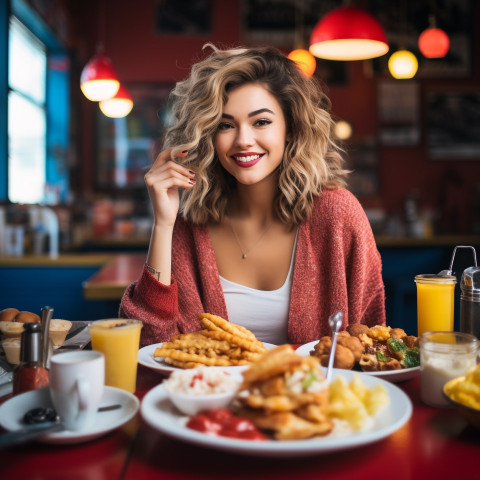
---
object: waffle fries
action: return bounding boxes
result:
[153,313,267,368]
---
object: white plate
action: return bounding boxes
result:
[138,342,277,375]
[0,386,139,444]
[140,368,412,457]
[296,341,420,383]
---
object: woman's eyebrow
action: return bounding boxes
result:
[221,108,275,121]
[249,108,274,117]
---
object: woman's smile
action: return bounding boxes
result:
[231,152,265,168]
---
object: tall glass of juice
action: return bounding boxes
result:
[89,319,143,393]
[415,274,457,337]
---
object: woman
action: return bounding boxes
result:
[120,45,386,346]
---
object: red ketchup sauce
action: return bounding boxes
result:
[186,408,267,441]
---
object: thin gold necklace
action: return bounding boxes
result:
[228,215,272,260]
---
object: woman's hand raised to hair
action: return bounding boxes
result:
[144,149,195,228]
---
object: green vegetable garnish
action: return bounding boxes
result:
[387,337,407,354]
[302,370,317,390]
[402,347,420,368]
[376,351,392,362]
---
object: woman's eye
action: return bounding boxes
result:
[255,119,272,127]
[218,122,233,130]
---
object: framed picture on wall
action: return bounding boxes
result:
[427,91,480,160]
[95,84,174,190]
[377,80,420,146]
[155,0,212,34]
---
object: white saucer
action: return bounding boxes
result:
[0,386,139,444]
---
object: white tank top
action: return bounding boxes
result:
[219,232,298,345]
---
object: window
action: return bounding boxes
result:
[0,0,70,205]
[8,16,47,204]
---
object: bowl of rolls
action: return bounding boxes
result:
[0,307,72,364]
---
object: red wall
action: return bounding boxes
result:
[72,0,480,234]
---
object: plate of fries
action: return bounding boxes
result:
[138,313,276,374]
[140,367,412,457]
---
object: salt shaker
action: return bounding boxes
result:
[12,322,49,395]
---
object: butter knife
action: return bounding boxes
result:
[64,325,87,341]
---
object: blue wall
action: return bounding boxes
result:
[0,265,119,320]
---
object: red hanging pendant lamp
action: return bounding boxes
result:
[309,5,389,61]
[80,50,120,102]
[99,84,134,118]
[418,16,450,58]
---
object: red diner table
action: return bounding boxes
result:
[1,358,479,480]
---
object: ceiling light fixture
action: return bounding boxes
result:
[309,5,389,61]
[288,49,317,77]
[418,15,449,58]
[80,50,120,102]
[99,84,133,118]
[388,50,418,79]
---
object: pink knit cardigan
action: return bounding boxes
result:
[120,188,386,346]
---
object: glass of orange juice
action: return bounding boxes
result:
[415,274,457,337]
[89,319,143,393]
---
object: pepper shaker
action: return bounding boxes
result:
[460,258,480,340]
[12,322,50,395]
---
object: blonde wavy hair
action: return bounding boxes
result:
[163,44,348,226]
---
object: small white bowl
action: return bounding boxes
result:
[163,367,241,416]
[165,389,238,416]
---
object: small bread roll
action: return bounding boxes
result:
[0,308,19,322]
[15,311,41,323]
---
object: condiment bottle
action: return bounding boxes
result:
[12,322,49,395]
[460,250,480,339]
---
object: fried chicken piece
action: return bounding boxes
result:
[379,358,402,371]
[311,336,359,369]
[389,328,407,339]
[243,390,328,412]
[296,403,330,424]
[359,353,379,372]
[367,325,391,341]
[237,408,333,440]
[257,375,285,397]
[242,345,303,387]
[337,335,364,362]
[346,324,369,338]
[403,335,418,348]
[318,344,356,370]
[313,336,332,351]
[358,333,374,347]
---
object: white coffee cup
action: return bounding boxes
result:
[49,351,105,431]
